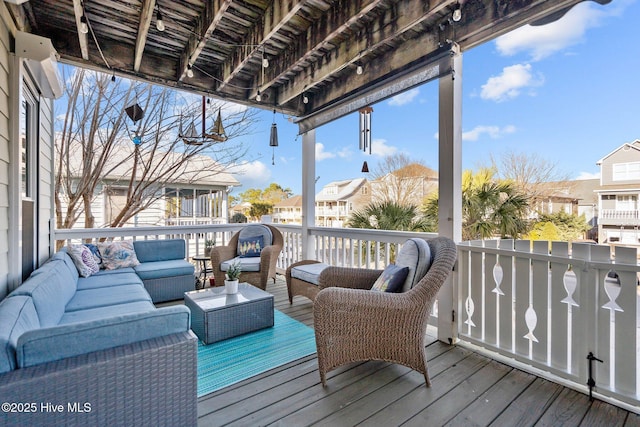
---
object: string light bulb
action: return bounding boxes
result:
[156,8,165,31]
[302,93,309,104]
[356,63,363,75]
[256,90,261,102]
[186,64,194,78]
[262,57,269,68]
[452,2,462,22]
[80,15,89,34]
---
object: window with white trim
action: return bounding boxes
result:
[612,162,640,181]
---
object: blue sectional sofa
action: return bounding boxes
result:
[0,240,198,426]
[132,239,196,302]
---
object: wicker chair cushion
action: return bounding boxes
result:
[221,256,261,272]
[291,263,329,286]
[237,225,273,257]
[371,264,409,293]
[395,238,432,292]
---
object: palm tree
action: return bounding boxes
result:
[422,168,530,240]
[347,201,431,232]
[347,201,431,262]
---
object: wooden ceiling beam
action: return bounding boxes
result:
[269,0,453,108]
[133,0,156,72]
[72,0,89,60]
[177,0,233,82]
[216,0,307,93]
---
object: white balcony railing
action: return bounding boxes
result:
[600,209,640,220]
[50,224,640,412]
[457,239,640,411]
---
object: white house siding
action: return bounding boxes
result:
[37,96,54,265]
[0,13,10,297]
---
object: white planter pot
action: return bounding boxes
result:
[224,279,239,294]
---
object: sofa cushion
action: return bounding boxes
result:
[65,285,152,312]
[291,263,329,286]
[133,260,195,281]
[59,301,156,325]
[238,235,264,257]
[67,244,100,277]
[237,225,272,257]
[371,264,410,293]
[0,296,40,373]
[33,250,79,283]
[98,240,140,270]
[91,267,136,276]
[76,272,143,290]
[221,256,261,272]
[396,238,432,293]
[133,239,186,263]
[12,261,77,327]
[16,305,191,369]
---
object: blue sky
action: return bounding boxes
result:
[233,0,640,196]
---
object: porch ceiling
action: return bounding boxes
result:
[8,0,608,118]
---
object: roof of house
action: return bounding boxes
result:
[596,139,640,165]
[316,178,367,202]
[274,195,302,208]
[66,143,240,188]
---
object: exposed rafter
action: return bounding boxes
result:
[177,0,233,82]
[72,0,88,60]
[134,0,156,72]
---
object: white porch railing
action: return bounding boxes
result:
[51,225,639,411]
[457,239,640,412]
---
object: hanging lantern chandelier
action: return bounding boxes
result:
[179,96,227,145]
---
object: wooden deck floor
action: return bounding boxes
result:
[196,276,639,427]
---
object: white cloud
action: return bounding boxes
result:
[315,143,336,161]
[495,2,612,61]
[337,147,353,158]
[480,64,543,102]
[576,171,600,180]
[229,160,271,189]
[388,88,420,106]
[371,138,398,157]
[462,125,516,142]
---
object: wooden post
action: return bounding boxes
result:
[437,46,462,344]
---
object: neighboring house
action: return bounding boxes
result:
[272,195,302,224]
[533,179,599,240]
[595,139,640,246]
[315,178,371,227]
[60,144,240,228]
[370,163,438,206]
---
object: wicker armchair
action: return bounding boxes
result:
[210,224,283,291]
[313,236,457,387]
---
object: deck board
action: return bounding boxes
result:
[194,275,636,426]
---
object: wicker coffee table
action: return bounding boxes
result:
[184,283,274,344]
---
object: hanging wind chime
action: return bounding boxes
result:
[269,108,278,165]
[179,96,227,145]
[359,106,373,172]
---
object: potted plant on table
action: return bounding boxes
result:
[224,260,242,294]
[204,239,215,257]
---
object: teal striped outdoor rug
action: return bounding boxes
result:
[197,310,317,397]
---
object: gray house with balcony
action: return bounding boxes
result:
[596,139,640,246]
